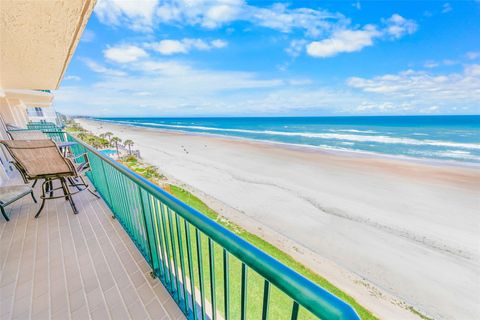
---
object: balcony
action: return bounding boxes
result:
[1,123,359,320]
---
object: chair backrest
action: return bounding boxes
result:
[0,139,75,179]
[7,130,48,140]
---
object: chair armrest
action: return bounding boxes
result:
[66,153,91,174]
[68,153,88,162]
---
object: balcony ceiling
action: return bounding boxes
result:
[0,0,96,90]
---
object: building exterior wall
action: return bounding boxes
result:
[0,97,28,128]
[27,105,58,125]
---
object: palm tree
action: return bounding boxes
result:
[77,132,87,141]
[124,139,134,155]
[110,136,122,157]
[104,132,113,142]
[99,137,110,149]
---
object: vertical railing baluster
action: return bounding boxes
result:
[240,263,248,320]
[175,214,189,314]
[290,301,299,320]
[159,203,176,293]
[138,188,158,275]
[223,249,229,320]
[100,160,113,208]
[195,230,206,320]
[167,208,182,300]
[144,195,163,277]
[208,238,216,320]
[261,280,270,320]
[152,200,169,284]
[184,221,198,320]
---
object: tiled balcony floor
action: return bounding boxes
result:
[0,178,185,320]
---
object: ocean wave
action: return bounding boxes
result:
[106,120,480,151]
[329,129,378,134]
[410,150,480,161]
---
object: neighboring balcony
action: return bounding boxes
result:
[0,123,359,320]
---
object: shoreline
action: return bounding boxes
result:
[77,118,480,320]
[95,118,480,170]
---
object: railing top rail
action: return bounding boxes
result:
[68,133,360,320]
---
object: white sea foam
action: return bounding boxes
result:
[330,129,379,134]
[106,120,480,151]
[409,150,480,161]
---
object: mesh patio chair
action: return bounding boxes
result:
[0,139,99,217]
[0,185,37,221]
[7,129,78,186]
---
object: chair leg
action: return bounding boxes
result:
[30,191,37,203]
[49,180,54,198]
[68,177,82,191]
[35,180,48,218]
[61,178,78,214]
[0,206,9,222]
[78,176,100,199]
[87,188,100,199]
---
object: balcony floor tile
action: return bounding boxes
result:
[0,178,184,320]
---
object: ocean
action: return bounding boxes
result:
[97,115,480,164]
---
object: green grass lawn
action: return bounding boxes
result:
[168,185,377,320]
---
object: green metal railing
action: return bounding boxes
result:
[19,125,360,320]
[26,121,60,131]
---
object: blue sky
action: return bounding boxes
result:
[56,0,480,117]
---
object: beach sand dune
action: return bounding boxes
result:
[79,119,480,320]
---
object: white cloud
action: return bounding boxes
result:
[56,62,480,116]
[352,1,361,10]
[147,40,188,55]
[466,51,480,60]
[306,14,416,58]
[307,25,380,58]
[211,39,228,48]
[104,45,148,63]
[82,58,127,77]
[442,3,452,13]
[247,3,346,37]
[347,65,480,105]
[96,0,347,37]
[65,75,81,81]
[465,64,480,76]
[202,1,244,28]
[55,57,323,116]
[156,0,346,35]
[145,38,228,55]
[424,60,439,68]
[442,59,458,66]
[286,39,307,57]
[383,14,417,39]
[95,0,159,31]
[80,29,95,42]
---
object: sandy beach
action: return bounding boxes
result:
[78,118,480,320]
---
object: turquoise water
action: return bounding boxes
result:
[98,116,480,164]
